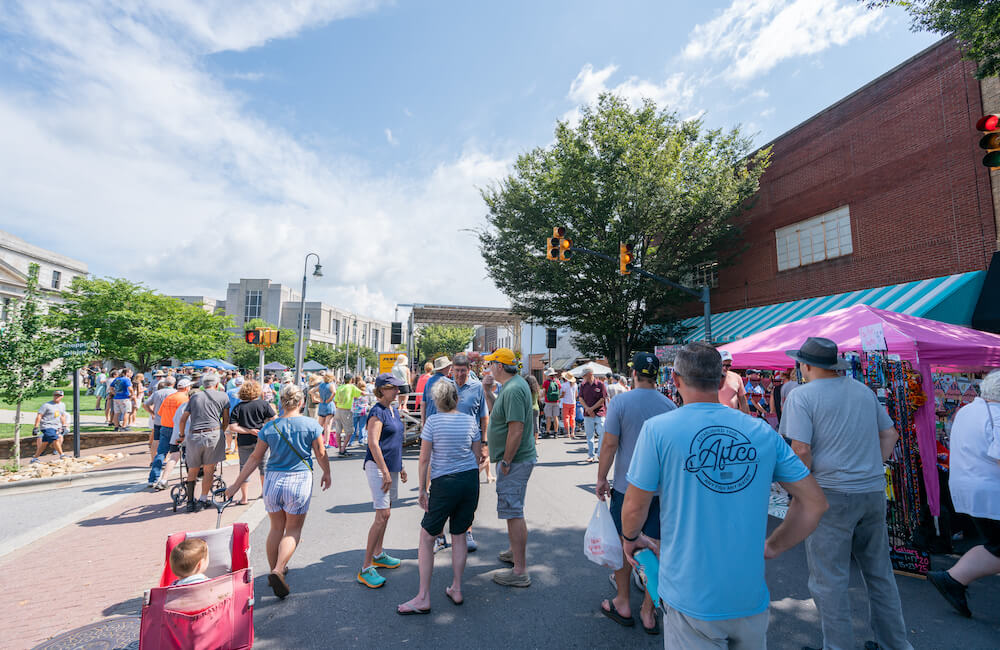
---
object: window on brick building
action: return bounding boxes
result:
[775,205,853,271]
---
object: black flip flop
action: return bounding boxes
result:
[397,606,431,616]
[446,587,464,606]
[268,572,290,599]
[642,616,661,635]
[600,600,635,627]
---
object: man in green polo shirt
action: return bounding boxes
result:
[482,347,536,588]
[334,374,363,456]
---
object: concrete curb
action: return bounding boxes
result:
[0,466,149,494]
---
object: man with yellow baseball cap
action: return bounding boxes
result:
[481,348,535,588]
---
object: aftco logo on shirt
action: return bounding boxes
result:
[684,426,759,494]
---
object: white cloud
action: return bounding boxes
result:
[0,1,510,322]
[564,63,699,124]
[384,128,398,145]
[229,71,266,81]
[683,0,884,82]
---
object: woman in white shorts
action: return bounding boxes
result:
[357,373,409,589]
[227,384,331,600]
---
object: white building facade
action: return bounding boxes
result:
[0,229,88,323]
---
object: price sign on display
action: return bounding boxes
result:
[859,323,887,352]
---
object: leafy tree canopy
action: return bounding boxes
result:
[865,1,1000,78]
[416,325,475,363]
[478,93,770,369]
[306,342,377,373]
[48,277,233,371]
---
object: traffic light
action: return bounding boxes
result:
[978,114,1000,169]
[546,226,566,261]
[619,243,634,275]
[264,329,280,346]
[245,328,279,347]
[559,236,572,261]
[245,328,262,345]
[391,321,402,345]
[546,328,557,349]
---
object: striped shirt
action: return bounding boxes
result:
[420,412,479,480]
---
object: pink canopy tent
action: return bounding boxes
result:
[719,304,1000,516]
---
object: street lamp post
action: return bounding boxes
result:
[295,253,323,384]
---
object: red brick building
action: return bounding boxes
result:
[711,38,999,316]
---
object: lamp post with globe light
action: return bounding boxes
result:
[295,253,322,384]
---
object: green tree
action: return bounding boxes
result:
[864,1,1000,78]
[0,264,59,468]
[416,325,475,363]
[49,278,233,371]
[305,342,377,373]
[229,318,296,369]
[479,93,770,370]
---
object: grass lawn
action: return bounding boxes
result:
[0,423,120,439]
[0,383,87,413]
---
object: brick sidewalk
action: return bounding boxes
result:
[0,462,263,649]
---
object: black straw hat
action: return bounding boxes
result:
[785,337,850,371]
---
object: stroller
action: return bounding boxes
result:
[140,494,254,649]
[168,447,227,512]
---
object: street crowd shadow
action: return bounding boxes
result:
[77,502,175,527]
[247,524,663,650]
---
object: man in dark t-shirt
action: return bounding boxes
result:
[579,368,608,462]
[176,374,230,511]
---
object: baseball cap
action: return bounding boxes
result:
[177,378,192,388]
[482,348,516,365]
[234,376,244,386]
[375,372,406,388]
[53,389,65,396]
[627,351,660,378]
[719,350,733,362]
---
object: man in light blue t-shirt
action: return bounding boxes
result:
[622,342,828,648]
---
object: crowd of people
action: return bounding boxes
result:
[52,336,997,649]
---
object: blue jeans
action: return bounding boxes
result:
[350,413,366,446]
[148,425,171,484]
[583,416,605,459]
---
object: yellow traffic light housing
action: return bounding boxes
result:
[978,114,1000,169]
[559,237,572,261]
[546,236,560,260]
[619,243,634,275]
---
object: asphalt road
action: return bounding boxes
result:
[241,437,1000,650]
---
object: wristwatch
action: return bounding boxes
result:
[499,460,511,469]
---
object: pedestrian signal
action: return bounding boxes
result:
[977,114,1000,169]
[245,328,262,345]
[245,328,279,347]
[619,243,634,275]
[546,328,557,349]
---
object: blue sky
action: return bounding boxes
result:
[0,1,939,321]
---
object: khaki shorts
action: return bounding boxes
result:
[185,429,225,467]
[364,460,399,510]
[335,408,353,437]
[113,398,133,414]
[662,603,768,650]
[496,460,535,519]
[543,402,560,419]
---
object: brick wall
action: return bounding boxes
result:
[708,38,997,314]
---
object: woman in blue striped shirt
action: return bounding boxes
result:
[397,379,481,614]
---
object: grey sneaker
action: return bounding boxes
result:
[493,568,531,588]
[466,531,478,552]
[498,548,513,564]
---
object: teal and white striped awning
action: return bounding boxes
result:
[681,271,986,343]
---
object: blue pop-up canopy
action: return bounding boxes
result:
[301,360,327,371]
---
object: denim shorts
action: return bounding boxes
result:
[495,460,535,519]
[609,488,661,539]
[41,428,61,442]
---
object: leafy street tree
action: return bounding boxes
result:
[0,264,59,469]
[230,318,297,369]
[49,278,233,371]
[306,342,377,373]
[864,1,1000,78]
[415,324,475,363]
[479,93,770,370]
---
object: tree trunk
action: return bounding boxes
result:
[12,401,22,469]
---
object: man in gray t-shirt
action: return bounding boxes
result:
[596,352,676,632]
[779,337,911,650]
[30,391,69,463]
[176,375,231,511]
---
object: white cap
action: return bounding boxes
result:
[719,350,733,362]
[177,378,192,388]
[234,376,245,386]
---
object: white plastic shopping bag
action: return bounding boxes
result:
[584,500,623,569]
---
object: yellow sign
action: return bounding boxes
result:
[379,352,400,375]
